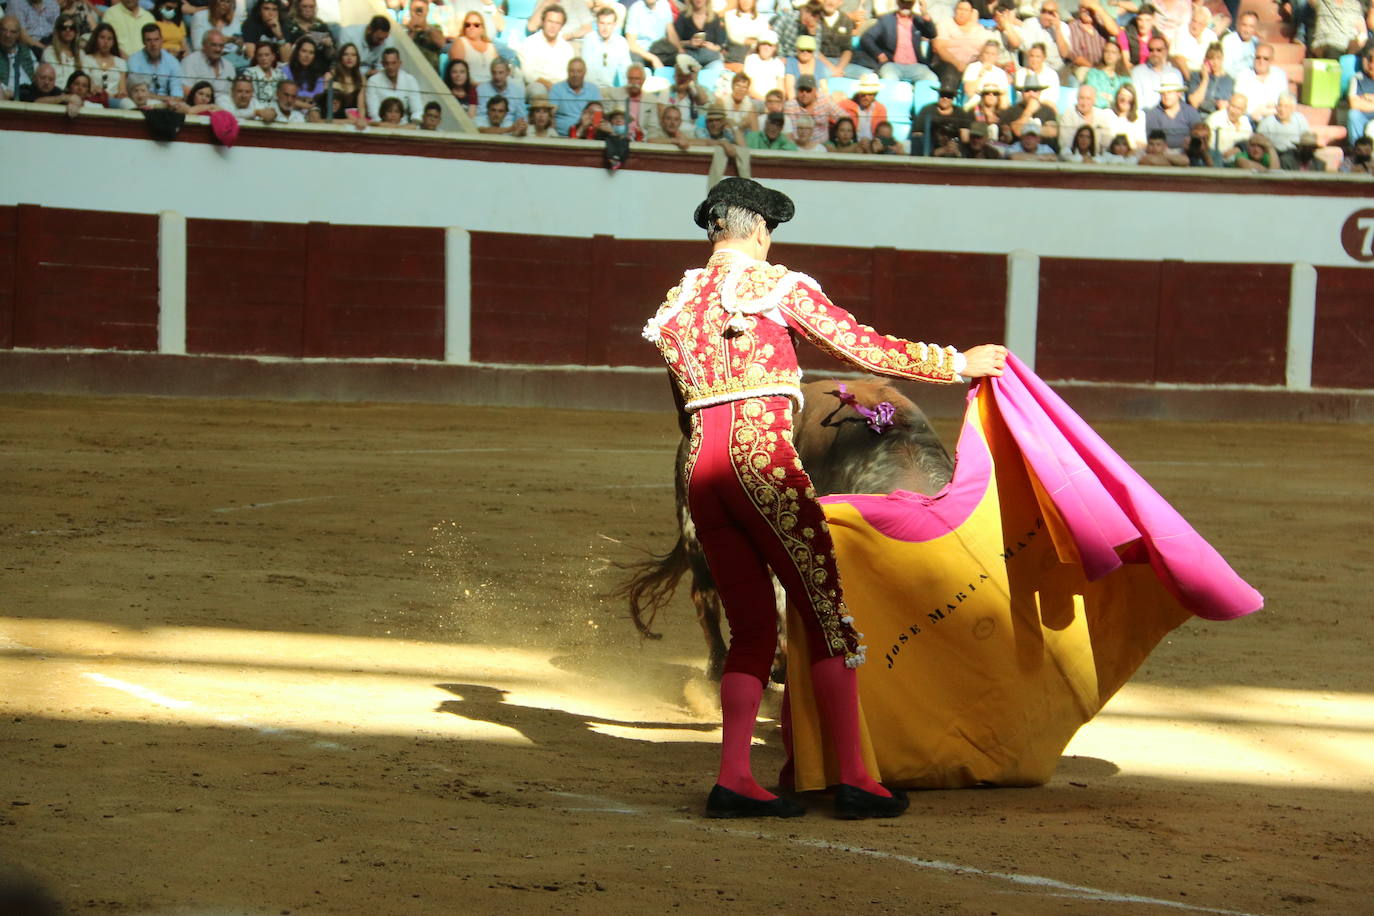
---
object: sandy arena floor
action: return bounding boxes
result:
[1,391,1371,916]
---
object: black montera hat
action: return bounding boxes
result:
[693,178,795,230]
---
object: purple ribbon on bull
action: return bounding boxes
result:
[833,383,897,434]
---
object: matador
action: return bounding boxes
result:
[643,178,1006,819]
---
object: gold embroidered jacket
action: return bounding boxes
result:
[643,249,965,413]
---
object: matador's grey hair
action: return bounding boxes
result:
[705,204,766,243]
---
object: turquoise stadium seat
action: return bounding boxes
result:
[507,0,539,19]
[654,66,675,82]
[1340,54,1356,96]
[911,78,939,114]
[874,80,914,145]
[501,17,526,46]
[1057,85,1076,113]
[828,76,857,99]
[875,78,914,120]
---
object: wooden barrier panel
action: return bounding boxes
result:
[595,236,700,368]
[1156,262,1288,386]
[187,219,445,360]
[470,233,597,365]
[1039,258,1289,385]
[311,224,445,360]
[0,206,15,349]
[8,204,158,351]
[187,218,309,357]
[1313,266,1374,390]
[1038,258,1162,382]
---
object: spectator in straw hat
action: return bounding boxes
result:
[523,96,560,138]
[702,103,753,180]
[839,72,888,143]
[1144,75,1199,149]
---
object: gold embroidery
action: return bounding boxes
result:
[727,398,860,662]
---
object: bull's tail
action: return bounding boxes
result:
[611,534,693,640]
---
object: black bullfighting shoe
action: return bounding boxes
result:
[833,784,910,820]
[705,785,805,819]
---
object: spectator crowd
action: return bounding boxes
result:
[2,0,1371,171]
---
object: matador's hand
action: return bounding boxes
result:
[962,344,1008,378]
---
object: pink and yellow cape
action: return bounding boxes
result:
[785,355,1263,790]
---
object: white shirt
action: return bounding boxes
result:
[1015,18,1070,71]
[1014,64,1060,98]
[1130,62,1184,110]
[1206,107,1252,153]
[366,69,423,122]
[1233,67,1289,118]
[519,31,575,86]
[1173,27,1217,74]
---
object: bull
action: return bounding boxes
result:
[618,377,956,681]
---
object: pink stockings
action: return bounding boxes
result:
[688,398,888,799]
[717,661,890,800]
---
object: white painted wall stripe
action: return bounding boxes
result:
[445,227,471,365]
[157,210,187,356]
[1287,262,1317,390]
[1006,249,1040,371]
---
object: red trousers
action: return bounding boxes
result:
[684,396,861,682]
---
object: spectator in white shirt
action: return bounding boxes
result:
[519,3,575,90]
[1170,4,1217,79]
[270,78,307,121]
[1234,43,1289,119]
[366,47,422,122]
[226,73,274,119]
[1011,0,1070,72]
[1205,92,1251,161]
[1015,42,1061,98]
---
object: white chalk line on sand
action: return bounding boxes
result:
[79,672,348,751]
[34,649,1254,915]
[741,832,1262,916]
[545,790,1257,916]
[212,496,342,514]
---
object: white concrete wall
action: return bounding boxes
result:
[5,123,1374,269]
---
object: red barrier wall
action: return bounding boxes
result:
[187,218,445,360]
[1313,267,1374,390]
[0,207,15,350]
[1038,258,1288,385]
[4,204,158,351]
[469,238,1008,369]
[470,231,695,366]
